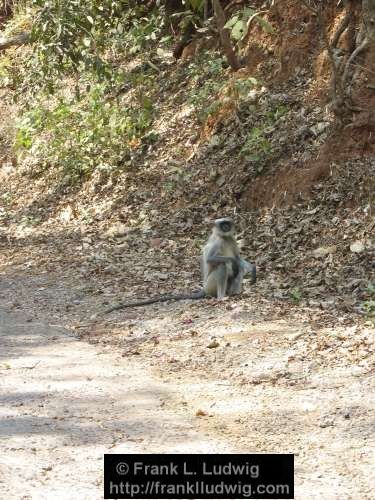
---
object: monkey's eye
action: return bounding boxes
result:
[220,222,231,232]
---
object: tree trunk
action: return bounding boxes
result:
[212,0,241,70]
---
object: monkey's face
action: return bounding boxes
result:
[214,218,234,236]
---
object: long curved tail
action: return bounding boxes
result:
[104,290,206,314]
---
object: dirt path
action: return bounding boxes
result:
[0,308,234,500]
[1,293,374,499]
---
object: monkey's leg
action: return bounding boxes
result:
[204,264,228,298]
[212,264,228,299]
[216,264,229,299]
[228,260,256,295]
[227,264,245,295]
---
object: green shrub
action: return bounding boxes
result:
[15,84,153,179]
[290,288,302,304]
[240,104,288,173]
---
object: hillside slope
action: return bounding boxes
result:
[1,1,374,317]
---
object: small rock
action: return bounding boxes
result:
[59,205,74,223]
[216,176,226,187]
[290,332,305,341]
[312,246,337,258]
[350,240,365,253]
[319,417,335,428]
[196,409,208,417]
[208,135,220,147]
[150,238,162,248]
[247,89,260,102]
[104,222,128,238]
[310,122,330,136]
[1,162,14,174]
[154,272,169,280]
[207,340,220,349]
[320,298,335,309]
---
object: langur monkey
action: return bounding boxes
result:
[104,218,256,313]
[203,217,256,299]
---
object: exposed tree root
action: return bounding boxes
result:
[342,38,370,93]
[301,0,371,121]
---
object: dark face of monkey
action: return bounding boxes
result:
[214,218,234,236]
[219,220,232,232]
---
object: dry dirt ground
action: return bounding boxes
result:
[0,306,234,499]
[0,272,374,500]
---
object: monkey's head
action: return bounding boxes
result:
[213,217,235,237]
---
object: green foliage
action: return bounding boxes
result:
[233,76,259,94]
[240,104,288,172]
[266,104,288,122]
[19,214,41,227]
[120,7,167,55]
[15,84,154,179]
[240,126,271,170]
[189,79,222,123]
[7,1,165,182]
[362,283,375,323]
[169,0,205,30]
[189,68,261,126]
[290,288,302,304]
[362,300,375,321]
[185,0,205,12]
[187,54,226,122]
[225,6,274,42]
[29,0,117,85]
[187,53,225,80]
[0,56,12,85]
[25,1,166,92]
[0,2,34,92]
[5,0,277,187]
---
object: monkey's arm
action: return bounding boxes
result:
[206,255,238,265]
[104,290,206,314]
[208,256,240,279]
[205,243,239,273]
